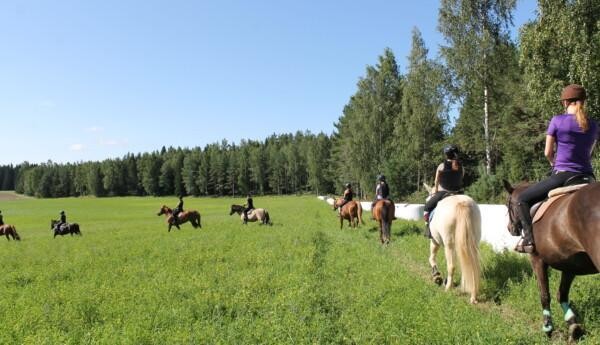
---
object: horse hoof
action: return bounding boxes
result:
[433,276,443,286]
[568,323,584,342]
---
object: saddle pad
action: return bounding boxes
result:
[532,194,568,224]
[548,183,587,198]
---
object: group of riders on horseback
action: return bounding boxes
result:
[336,84,597,255]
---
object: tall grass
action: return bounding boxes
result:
[0,196,596,344]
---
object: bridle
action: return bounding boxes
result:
[505,192,521,236]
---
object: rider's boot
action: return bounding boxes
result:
[514,202,535,254]
[423,212,432,238]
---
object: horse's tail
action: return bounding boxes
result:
[357,202,364,225]
[13,226,20,241]
[454,199,481,302]
[73,223,82,236]
[197,212,202,228]
[380,203,391,243]
[265,211,271,225]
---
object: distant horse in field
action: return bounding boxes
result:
[424,183,481,304]
[229,204,271,225]
[503,180,599,341]
[372,199,394,244]
[51,220,82,238]
[157,205,202,232]
[0,224,20,241]
[333,199,364,229]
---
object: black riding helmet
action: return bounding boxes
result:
[345,183,352,189]
[377,174,386,182]
[443,144,459,159]
[60,210,65,215]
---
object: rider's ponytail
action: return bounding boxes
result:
[573,101,589,132]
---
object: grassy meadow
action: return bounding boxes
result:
[0,195,598,344]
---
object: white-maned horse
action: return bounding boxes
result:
[424,183,482,304]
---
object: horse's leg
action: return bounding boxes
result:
[531,256,553,336]
[168,223,172,232]
[379,220,384,244]
[339,216,343,230]
[443,244,455,291]
[557,272,584,341]
[429,240,443,285]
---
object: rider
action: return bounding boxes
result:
[243,193,254,224]
[0,210,3,226]
[172,195,184,226]
[55,210,67,231]
[423,144,464,238]
[337,183,354,211]
[514,84,598,253]
[371,175,390,216]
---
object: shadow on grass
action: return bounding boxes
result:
[481,250,532,304]
[392,221,422,238]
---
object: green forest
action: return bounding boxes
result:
[2,0,599,202]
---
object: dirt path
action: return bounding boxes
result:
[0,191,28,201]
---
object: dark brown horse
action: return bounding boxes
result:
[0,224,20,241]
[157,205,202,232]
[51,220,82,237]
[503,180,599,341]
[372,199,394,244]
[333,199,364,229]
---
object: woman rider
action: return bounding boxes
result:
[337,183,353,211]
[243,194,254,224]
[514,84,598,253]
[172,195,184,226]
[423,145,464,238]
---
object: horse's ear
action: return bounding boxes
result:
[502,179,514,194]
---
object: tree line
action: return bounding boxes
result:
[2,0,599,202]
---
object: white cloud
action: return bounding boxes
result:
[86,126,104,133]
[69,144,85,151]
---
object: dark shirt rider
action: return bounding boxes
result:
[371,175,390,210]
[173,196,184,225]
[243,194,254,223]
[55,211,67,231]
[338,183,353,210]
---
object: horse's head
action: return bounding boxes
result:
[230,205,242,215]
[157,205,171,216]
[50,219,57,230]
[502,179,528,236]
[332,198,341,210]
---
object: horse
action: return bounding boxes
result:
[157,205,202,232]
[50,220,82,237]
[503,180,599,341]
[424,183,481,304]
[229,204,271,225]
[0,224,20,241]
[333,199,364,229]
[372,199,394,244]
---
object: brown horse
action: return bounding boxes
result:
[157,205,202,232]
[503,180,599,341]
[333,199,364,229]
[0,224,20,241]
[372,199,394,244]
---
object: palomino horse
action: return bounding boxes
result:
[424,184,481,304]
[333,199,364,229]
[0,224,20,241]
[503,180,599,341]
[157,205,202,232]
[51,220,82,237]
[229,205,271,225]
[372,199,394,244]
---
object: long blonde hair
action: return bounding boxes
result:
[571,101,589,132]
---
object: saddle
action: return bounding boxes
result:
[531,183,591,224]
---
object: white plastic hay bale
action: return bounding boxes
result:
[360,201,372,211]
[326,198,335,205]
[477,204,519,252]
[394,203,424,221]
[317,196,326,201]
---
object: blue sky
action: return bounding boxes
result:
[0,0,538,165]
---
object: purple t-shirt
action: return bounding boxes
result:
[547,114,598,174]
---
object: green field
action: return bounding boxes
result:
[0,195,597,344]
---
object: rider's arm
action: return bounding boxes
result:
[544,135,556,167]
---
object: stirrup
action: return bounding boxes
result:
[514,238,535,254]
